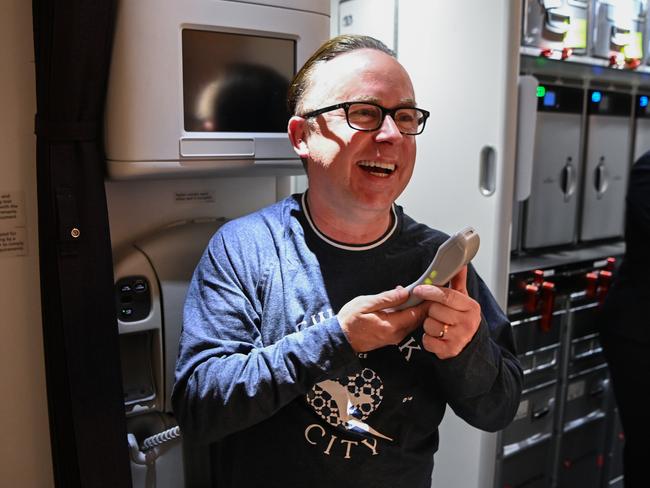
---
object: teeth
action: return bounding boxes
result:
[358,160,396,171]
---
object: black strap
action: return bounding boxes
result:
[35,114,99,141]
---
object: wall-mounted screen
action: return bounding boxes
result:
[182,29,295,133]
[105,0,328,179]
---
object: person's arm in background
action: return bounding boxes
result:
[627,157,650,237]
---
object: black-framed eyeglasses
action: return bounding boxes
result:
[301,101,430,135]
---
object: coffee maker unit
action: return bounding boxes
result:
[522,0,590,59]
[591,0,647,68]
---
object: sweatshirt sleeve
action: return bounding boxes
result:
[431,266,523,432]
[171,229,359,444]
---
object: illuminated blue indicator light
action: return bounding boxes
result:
[592,91,602,103]
[640,96,648,108]
[543,91,556,107]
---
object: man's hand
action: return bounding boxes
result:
[338,287,428,353]
[412,266,481,359]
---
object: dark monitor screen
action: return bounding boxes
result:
[182,29,295,132]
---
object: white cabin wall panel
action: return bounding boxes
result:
[0,0,54,486]
[397,0,519,307]
[106,177,278,249]
[394,2,520,488]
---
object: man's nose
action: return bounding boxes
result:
[375,114,404,142]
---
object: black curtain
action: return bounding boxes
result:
[32,1,131,486]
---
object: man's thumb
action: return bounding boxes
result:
[363,286,410,312]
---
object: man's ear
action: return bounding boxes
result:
[287,115,310,159]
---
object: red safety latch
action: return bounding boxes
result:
[598,270,613,305]
[561,47,573,60]
[533,269,545,286]
[524,283,540,314]
[609,53,624,68]
[540,281,556,332]
[586,272,599,299]
[540,48,554,58]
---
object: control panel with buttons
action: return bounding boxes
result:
[115,276,151,322]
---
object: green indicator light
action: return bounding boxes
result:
[423,277,433,285]
[537,86,546,98]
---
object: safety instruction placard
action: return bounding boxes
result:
[174,190,215,204]
[0,191,28,258]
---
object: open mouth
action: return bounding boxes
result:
[357,160,396,177]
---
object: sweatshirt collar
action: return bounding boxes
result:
[300,192,398,252]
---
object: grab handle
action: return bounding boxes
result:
[560,159,576,201]
[532,406,551,420]
[594,158,609,199]
[479,146,496,196]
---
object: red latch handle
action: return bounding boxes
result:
[540,281,556,332]
[540,48,554,58]
[598,270,613,305]
[524,283,539,314]
[586,272,599,299]
[533,269,545,286]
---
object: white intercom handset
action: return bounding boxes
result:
[392,227,480,311]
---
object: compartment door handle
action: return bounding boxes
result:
[532,406,551,420]
[594,158,609,199]
[479,145,496,197]
[560,159,576,202]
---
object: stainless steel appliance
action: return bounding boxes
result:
[522,0,589,57]
[580,90,632,242]
[592,0,647,66]
[524,85,584,249]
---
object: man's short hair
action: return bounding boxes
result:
[287,35,395,117]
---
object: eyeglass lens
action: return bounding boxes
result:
[346,103,424,134]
